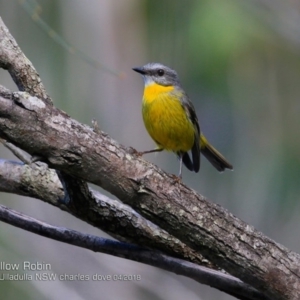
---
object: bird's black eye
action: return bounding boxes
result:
[157,69,164,76]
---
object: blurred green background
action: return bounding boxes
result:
[0,0,300,299]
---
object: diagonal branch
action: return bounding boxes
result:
[0,158,270,300]
[0,83,299,300]
[0,204,269,300]
[0,159,210,268]
[0,17,51,103]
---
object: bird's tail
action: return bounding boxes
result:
[200,134,233,172]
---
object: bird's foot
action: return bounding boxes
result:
[128,147,144,157]
[171,174,182,184]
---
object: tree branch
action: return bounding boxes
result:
[0,78,299,300]
[0,159,210,268]
[0,203,269,300]
[0,18,51,103]
[0,158,269,299]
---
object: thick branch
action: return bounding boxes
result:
[0,159,270,300]
[0,159,211,268]
[0,84,299,300]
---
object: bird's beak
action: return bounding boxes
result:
[132,67,146,75]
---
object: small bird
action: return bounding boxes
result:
[133,63,233,178]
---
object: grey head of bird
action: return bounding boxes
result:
[133,62,181,87]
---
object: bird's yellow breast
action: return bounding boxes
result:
[142,82,175,103]
[142,83,195,152]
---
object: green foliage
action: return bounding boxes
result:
[188,0,251,89]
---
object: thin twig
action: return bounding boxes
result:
[0,138,31,163]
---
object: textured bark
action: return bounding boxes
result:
[0,159,270,300]
[0,159,212,268]
[1,17,300,300]
[0,19,51,103]
[0,203,268,300]
[0,88,299,299]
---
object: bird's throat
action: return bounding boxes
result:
[143,83,174,103]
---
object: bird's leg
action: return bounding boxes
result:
[135,148,163,157]
[178,154,183,179]
[170,154,184,184]
[140,148,163,155]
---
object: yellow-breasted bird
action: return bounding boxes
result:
[133,63,233,178]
